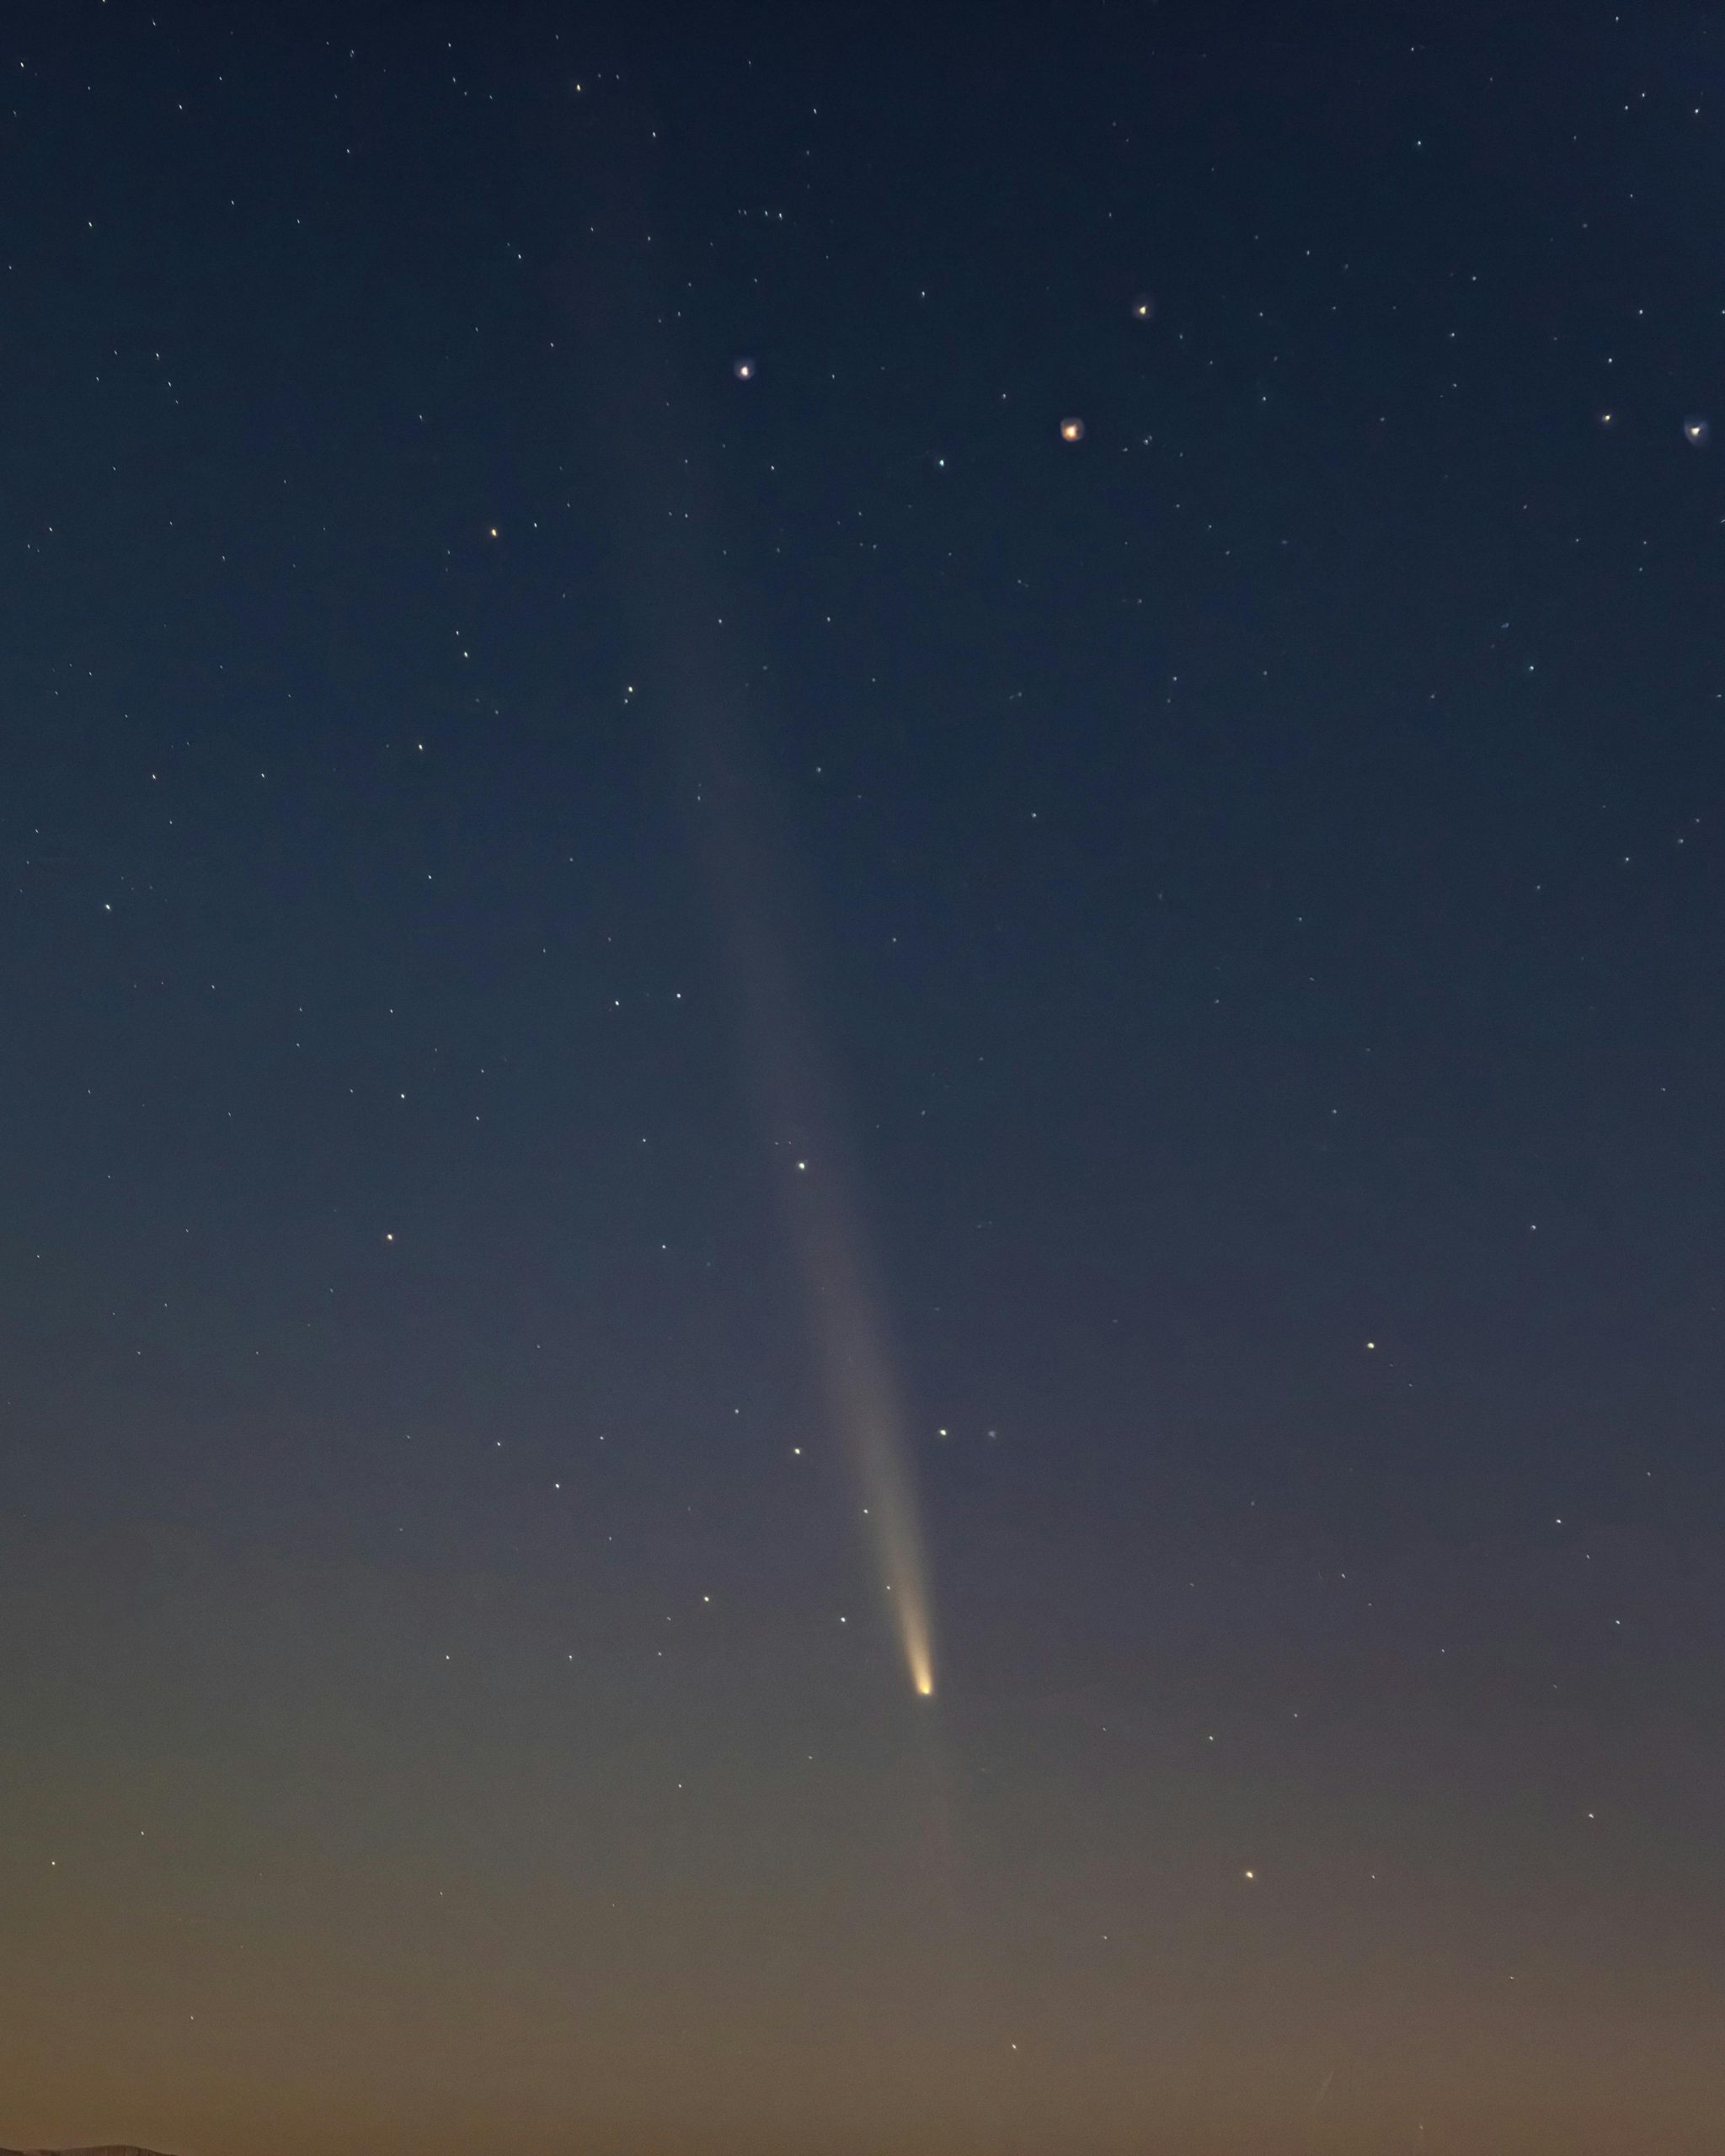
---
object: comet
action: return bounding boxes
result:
[700,766,937,1702]
[793,1187,937,1700]
[577,224,937,1702]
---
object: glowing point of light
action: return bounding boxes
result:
[1685,414,1710,446]
[734,357,756,381]
[1060,417,1085,442]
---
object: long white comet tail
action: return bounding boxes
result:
[678,732,937,1701]
[580,237,936,1704]
[795,1165,936,1700]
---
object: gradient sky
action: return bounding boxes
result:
[5,4,1725,2152]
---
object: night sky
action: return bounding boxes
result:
[5,5,1725,2152]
